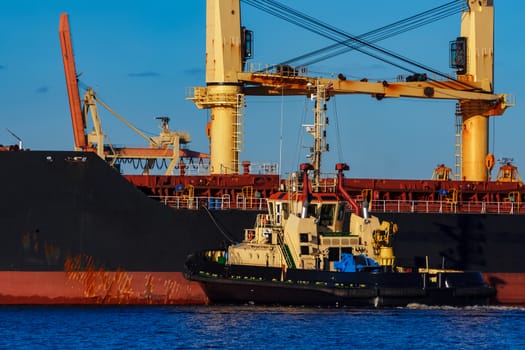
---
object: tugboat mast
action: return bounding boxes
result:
[309,81,329,189]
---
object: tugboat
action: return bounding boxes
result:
[185,163,496,307]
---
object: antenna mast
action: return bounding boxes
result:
[6,128,23,150]
[307,81,329,189]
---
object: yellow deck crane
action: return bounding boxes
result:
[188,0,512,180]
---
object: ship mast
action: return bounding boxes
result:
[188,1,245,174]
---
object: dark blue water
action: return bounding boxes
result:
[0,305,523,349]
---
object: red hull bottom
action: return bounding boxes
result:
[484,273,525,305]
[0,271,523,305]
[0,271,207,305]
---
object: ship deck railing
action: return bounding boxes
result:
[152,195,525,214]
[151,195,268,211]
[368,199,524,215]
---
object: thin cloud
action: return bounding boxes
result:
[128,71,160,77]
[0,65,6,70]
[36,87,49,94]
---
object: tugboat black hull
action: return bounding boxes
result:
[185,253,495,307]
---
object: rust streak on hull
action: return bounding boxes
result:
[0,271,207,305]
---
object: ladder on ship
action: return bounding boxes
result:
[242,186,253,208]
[277,232,296,269]
[232,93,245,172]
[454,103,462,180]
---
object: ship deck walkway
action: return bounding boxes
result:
[151,195,525,215]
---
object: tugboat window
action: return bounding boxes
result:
[275,202,282,226]
[307,204,317,217]
[337,204,344,221]
[319,204,335,226]
[282,203,289,220]
[328,247,340,261]
[300,233,309,242]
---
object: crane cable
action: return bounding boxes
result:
[288,2,466,67]
[242,0,474,89]
[257,0,465,67]
[243,0,466,82]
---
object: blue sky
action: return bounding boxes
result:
[1,1,522,179]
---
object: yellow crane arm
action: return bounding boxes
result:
[237,72,509,117]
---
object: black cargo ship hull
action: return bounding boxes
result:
[0,151,254,303]
[0,151,523,304]
[0,151,253,271]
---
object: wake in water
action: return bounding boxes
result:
[404,303,525,311]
